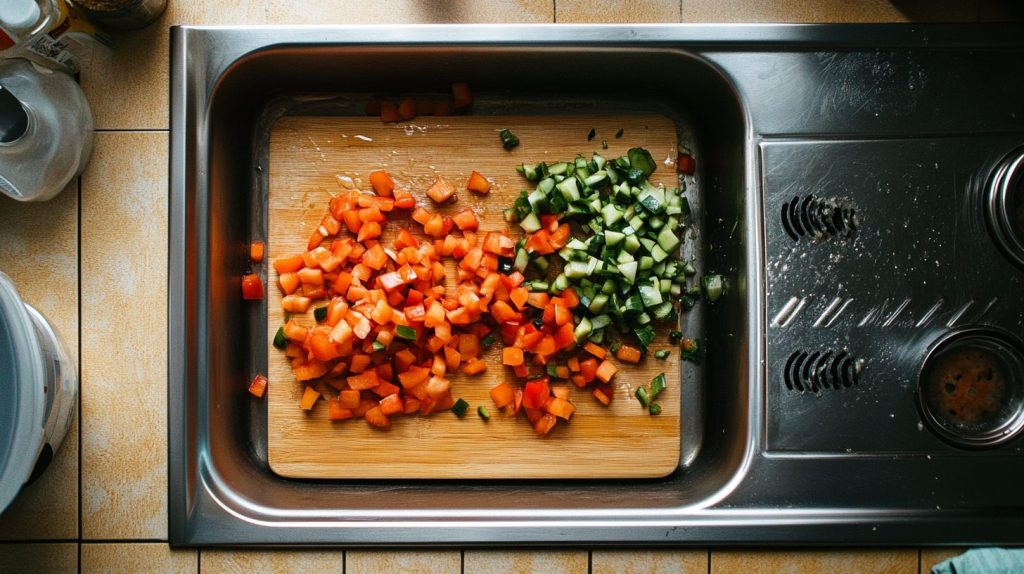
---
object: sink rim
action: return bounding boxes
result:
[170,22,1024,547]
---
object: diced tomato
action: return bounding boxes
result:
[490,382,515,408]
[510,287,529,310]
[545,396,575,420]
[279,272,300,295]
[526,292,549,309]
[452,208,479,231]
[523,378,550,409]
[534,413,557,435]
[676,152,696,174]
[461,358,487,375]
[584,342,607,360]
[248,374,268,398]
[502,347,524,366]
[249,241,265,263]
[580,358,599,383]
[615,344,642,364]
[328,400,354,421]
[595,359,618,383]
[426,176,456,204]
[241,273,263,300]
[451,81,472,110]
[364,405,391,427]
[379,393,403,415]
[466,170,491,194]
[347,370,380,390]
[395,228,419,249]
[357,221,382,242]
[272,254,303,272]
[281,296,311,314]
[369,170,395,196]
[299,386,320,410]
[394,191,416,210]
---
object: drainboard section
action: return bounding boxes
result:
[761,137,1024,454]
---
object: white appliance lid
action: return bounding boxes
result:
[0,270,44,512]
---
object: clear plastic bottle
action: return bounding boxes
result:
[0,58,92,201]
[0,0,110,74]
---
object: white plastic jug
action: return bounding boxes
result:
[0,58,92,201]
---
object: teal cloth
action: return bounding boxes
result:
[933,548,1024,574]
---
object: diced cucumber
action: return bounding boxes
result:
[518,163,540,181]
[573,316,593,343]
[520,212,542,233]
[557,177,581,202]
[513,248,530,273]
[657,225,680,253]
[547,162,569,176]
[618,260,638,284]
[651,244,670,263]
[601,203,624,226]
[638,279,663,307]
[702,274,726,302]
[564,261,590,279]
[531,256,549,274]
[590,313,612,330]
[604,229,625,247]
[623,234,641,254]
[527,188,549,213]
[589,293,609,313]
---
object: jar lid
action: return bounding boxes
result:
[0,0,41,31]
[0,271,45,513]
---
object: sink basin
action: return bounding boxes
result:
[170,24,1024,546]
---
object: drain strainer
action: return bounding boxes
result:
[917,328,1024,448]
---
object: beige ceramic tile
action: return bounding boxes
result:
[80,132,168,539]
[83,543,197,574]
[80,1,267,130]
[593,549,708,574]
[265,0,554,24]
[921,548,968,573]
[82,0,553,130]
[348,550,460,574]
[557,0,680,23]
[0,183,79,540]
[463,550,588,574]
[0,543,77,574]
[712,549,917,574]
[201,550,343,573]
[680,0,908,23]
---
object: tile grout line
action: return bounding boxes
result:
[76,173,83,574]
[460,548,464,574]
[552,0,557,23]
[95,128,168,133]
[707,548,712,574]
[587,549,592,574]
[918,547,922,574]
[197,547,201,574]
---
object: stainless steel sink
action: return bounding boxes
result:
[169,24,1024,546]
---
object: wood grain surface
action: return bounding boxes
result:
[266,114,683,479]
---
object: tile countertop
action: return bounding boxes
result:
[0,1,1020,572]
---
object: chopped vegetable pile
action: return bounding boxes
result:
[247,140,714,435]
[505,147,695,353]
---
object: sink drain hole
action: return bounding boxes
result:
[784,349,860,393]
[781,194,859,242]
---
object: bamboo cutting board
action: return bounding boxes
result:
[267,114,682,479]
